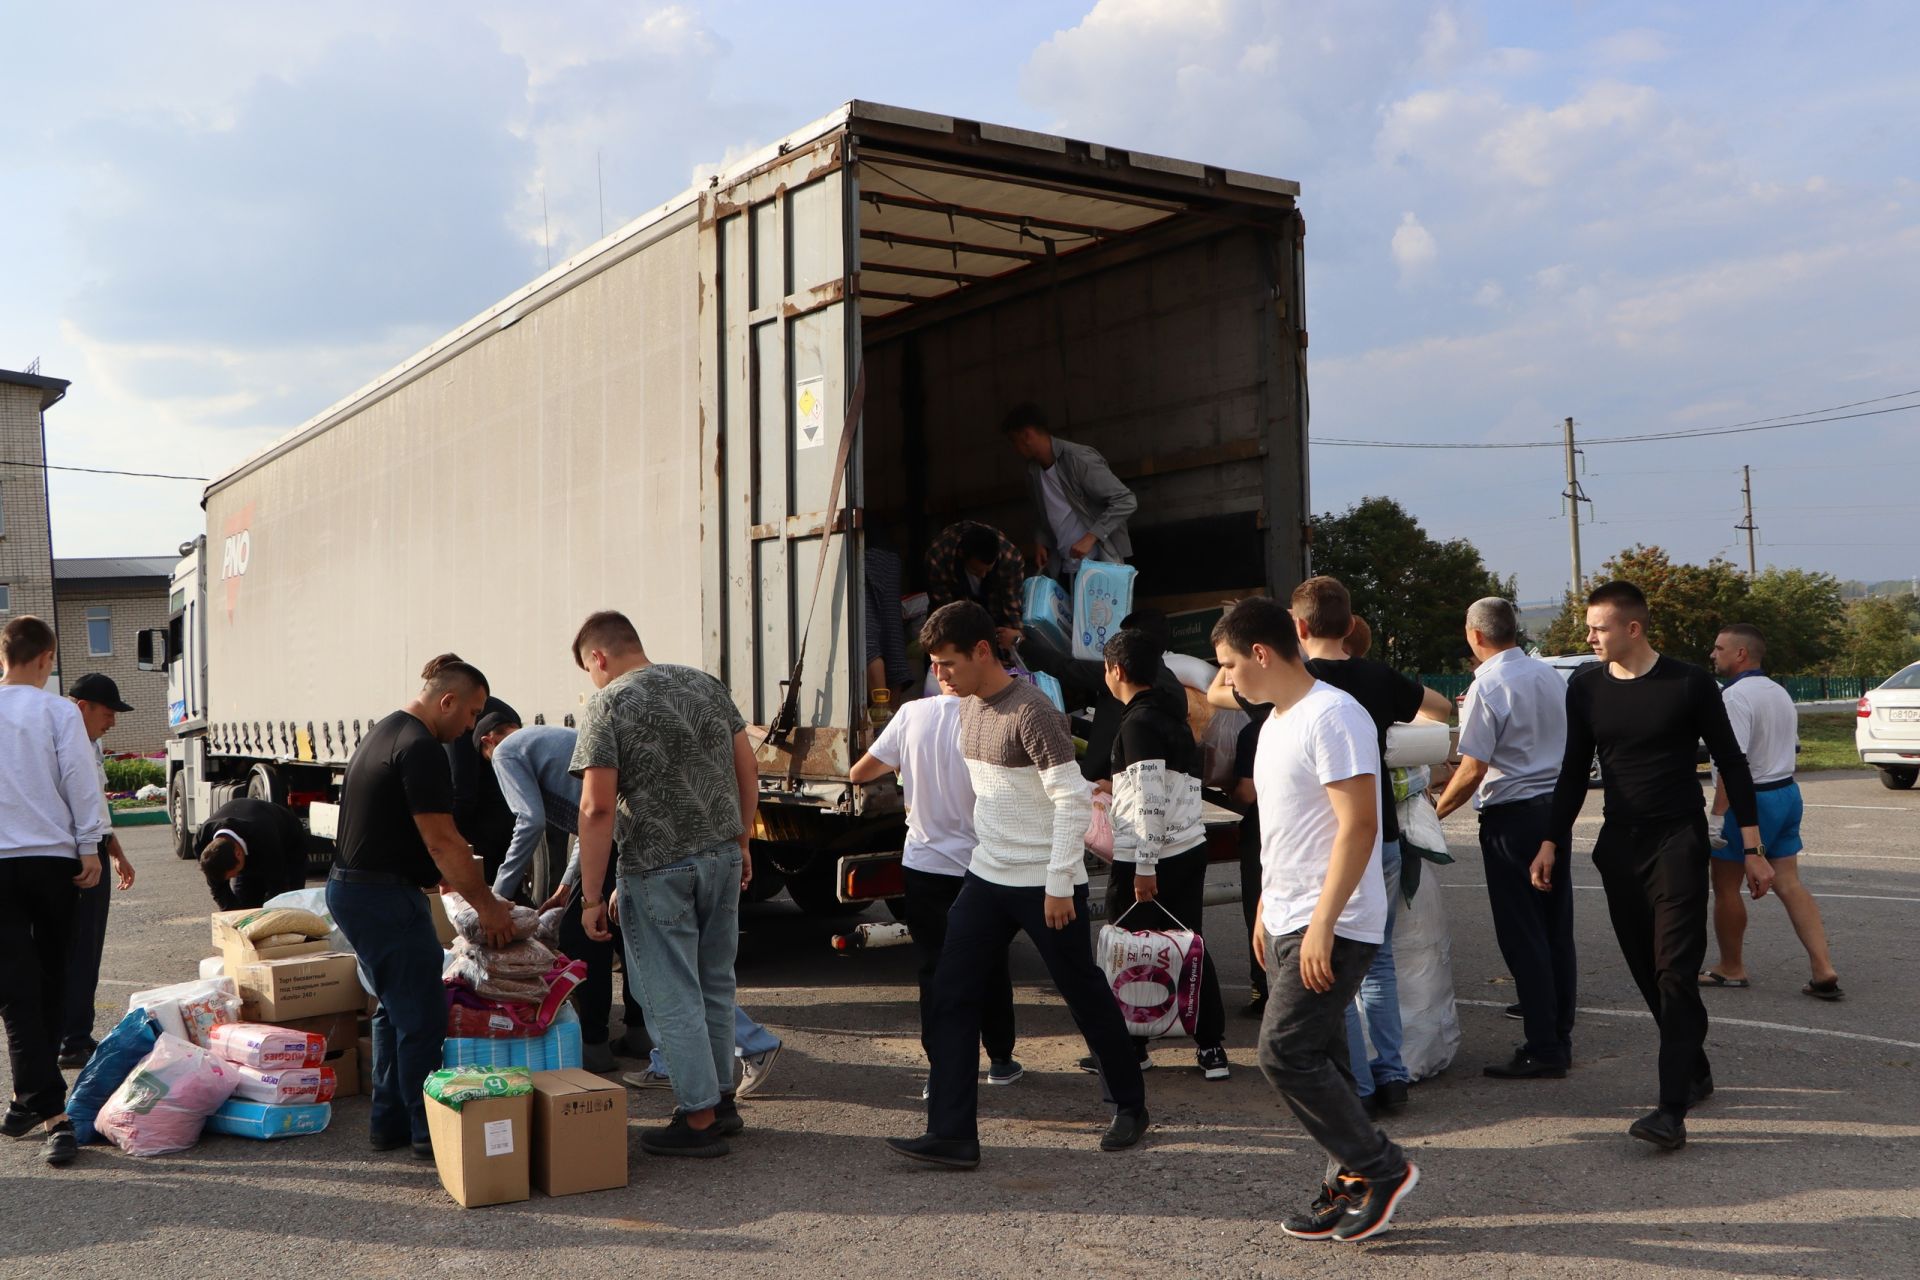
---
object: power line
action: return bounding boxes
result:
[1314,388,1920,450]
[0,459,208,482]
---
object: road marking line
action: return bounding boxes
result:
[1456,998,1920,1051]
[1440,883,1920,903]
[1805,803,1909,812]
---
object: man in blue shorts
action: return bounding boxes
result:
[1700,624,1842,1000]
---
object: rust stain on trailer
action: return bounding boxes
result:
[752,724,852,781]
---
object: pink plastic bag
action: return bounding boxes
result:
[1083,792,1115,863]
[96,1034,241,1156]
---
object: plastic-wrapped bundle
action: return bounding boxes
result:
[424,1065,534,1111]
[440,892,539,944]
[1021,575,1072,651]
[451,935,554,979]
[207,1022,327,1070]
[1071,562,1138,660]
[127,977,240,1048]
[95,1034,241,1156]
[231,1064,337,1105]
[206,1099,331,1141]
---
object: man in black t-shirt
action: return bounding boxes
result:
[329,654,514,1160]
[1537,581,1765,1152]
[1291,578,1453,1117]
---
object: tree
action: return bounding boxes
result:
[1535,545,1748,665]
[1742,568,1846,674]
[1842,595,1920,680]
[1309,496,1513,672]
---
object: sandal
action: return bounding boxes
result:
[1803,978,1845,1002]
[1698,971,1750,989]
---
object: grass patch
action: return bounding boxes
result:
[1799,712,1868,771]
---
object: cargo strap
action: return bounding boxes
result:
[766,363,866,749]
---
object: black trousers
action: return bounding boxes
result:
[1478,797,1576,1064]
[901,867,1015,1063]
[1593,816,1713,1114]
[559,858,646,1045]
[1,857,81,1119]
[1104,848,1226,1051]
[62,850,113,1051]
[927,876,1145,1142]
[1238,820,1268,999]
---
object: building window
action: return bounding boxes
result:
[0,486,7,536]
[86,605,112,656]
[0,583,10,612]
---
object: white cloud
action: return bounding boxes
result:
[1472,280,1505,307]
[1392,212,1438,272]
[1593,27,1672,66]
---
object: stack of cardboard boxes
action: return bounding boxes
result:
[210,910,369,1098]
[426,1068,629,1208]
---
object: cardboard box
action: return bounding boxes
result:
[278,1009,361,1096]
[530,1069,628,1197]
[212,909,331,969]
[425,1093,531,1209]
[234,952,361,1023]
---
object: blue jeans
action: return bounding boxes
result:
[326,878,444,1146]
[1344,841,1408,1096]
[618,840,742,1113]
[646,1006,780,1076]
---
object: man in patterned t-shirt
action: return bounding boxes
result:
[570,610,759,1160]
[886,601,1148,1171]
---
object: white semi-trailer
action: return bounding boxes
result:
[144,100,1310,914]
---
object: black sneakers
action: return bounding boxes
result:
[1100,1108,1150,1152]
[641,1114,731,1158]
[1197,1047,1230,1081]
[1484,1050,1568,1079]
[2,1103,38,1139]
[57,1039,97,1070]
[1332,1163,1420,1242]
[43,1121,77,1168]
[707,1097,746,1137]
[1281,1175,1365,1240]
[986,1058,1025,1085]
[1504,1002,1524,1020]
[885,1133,981,1170]
[1077,1052,1152,1074]
[1364,1079,1409,1117]
[1629,1109,1687,1151]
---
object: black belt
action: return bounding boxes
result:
[1754,777,1795,793]
[1479,794,1554,815]
[328,866,423,889]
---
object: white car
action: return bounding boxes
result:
[1856,662,1920,790]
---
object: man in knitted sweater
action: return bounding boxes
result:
[887,601,1148,1169]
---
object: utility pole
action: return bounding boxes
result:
[1736,464,1758,576]
[1562,417,1591,594]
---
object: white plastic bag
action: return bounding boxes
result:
[261,887,351,954]
[1385,720,1451,768]
[96,1033,241,1156]
[1391,862,1461,1081]
[1097,905,1206,1039]
[127,977,240,1048]
[1398,791,1448,862]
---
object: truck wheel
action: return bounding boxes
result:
[783,864,868,918]
[169,771,194,861]
[247,763,287,806]
[1879,766,1918,791]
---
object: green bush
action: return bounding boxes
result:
[104,757,166,794]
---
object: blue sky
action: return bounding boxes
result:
[2,0,1914,601]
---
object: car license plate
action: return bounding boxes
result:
[1891,708,1920,722]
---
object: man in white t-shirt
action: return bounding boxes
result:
[1701,624,1841,998]
[1212,597,1418,1245]
[850,695,1021,1088]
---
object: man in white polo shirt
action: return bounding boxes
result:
[1434,597,1576,1079]
[1700,624,1842,999]
[1212,596,1418,1245]
[850,691,1022,1091]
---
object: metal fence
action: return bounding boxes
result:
[1415,671,1876,704]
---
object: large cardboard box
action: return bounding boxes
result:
[425,1093,531,1209]
[211,909,330,969]
[235,952,361,1023]
[279,1010,361,1096]
[530,1069,628,1197]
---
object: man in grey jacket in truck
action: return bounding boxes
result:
[1001,403,1137,582]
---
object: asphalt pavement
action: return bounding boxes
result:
[4,770,1915,1278]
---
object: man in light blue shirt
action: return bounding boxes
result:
[478,712,781,1091]
[1433,598,1576,1079]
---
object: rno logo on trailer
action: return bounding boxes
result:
[221,503,254,620]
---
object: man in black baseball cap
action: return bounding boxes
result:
[59,674,138,1067]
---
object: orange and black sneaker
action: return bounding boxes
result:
[1281,1173,1366,1240]
[1333,1162,1421,1242]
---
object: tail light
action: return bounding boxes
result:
[1858,697,1872,719]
